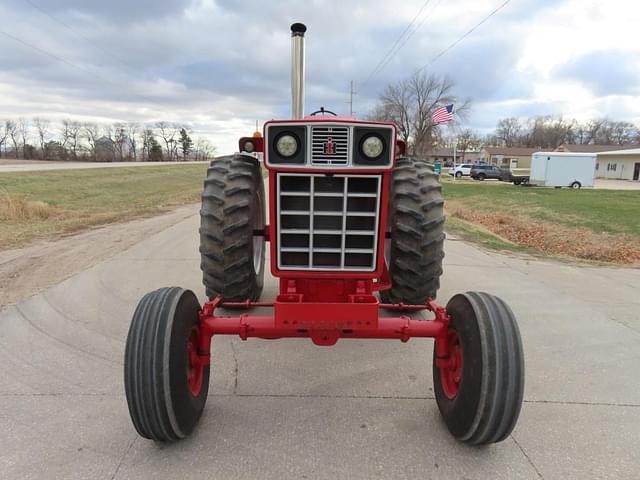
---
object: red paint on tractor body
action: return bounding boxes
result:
[199,116,453,369]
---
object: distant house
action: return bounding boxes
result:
[95,136,115,162]
[596,148,640,181]
[480,147,538,170]
[426,148,481,166]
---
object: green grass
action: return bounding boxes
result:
[0,164,208,249]
[441,180,640,237]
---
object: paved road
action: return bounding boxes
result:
[1,214,639,479]
[0,160,208,173]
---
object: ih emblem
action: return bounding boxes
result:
[323,137,335,155]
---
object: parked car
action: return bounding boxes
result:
[448,164,474,178]
[470,164,511,181]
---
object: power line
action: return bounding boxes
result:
[23,0,139,73]
[0,29,159,106]
[0,29,111,84]
[370,0,443,83]
[360,0,433,88]
[416,0,513,74]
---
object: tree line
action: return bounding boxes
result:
[0,119,216,162]
[488,116,640,149]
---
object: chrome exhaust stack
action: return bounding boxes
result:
[290,22,306,119]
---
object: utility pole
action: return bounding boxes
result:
[349,80,356,117]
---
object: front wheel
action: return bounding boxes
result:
[433,292,525,445]
[455,171,463,178]
[124,287,210,442]
[570,181,581,189]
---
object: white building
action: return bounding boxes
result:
[596,148,640,181]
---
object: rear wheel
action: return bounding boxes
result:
[200,154,265,301]
[381,157,445,304]
[433,292,525,445]
[124,287,210,442]
[570,181,581,189]
[455,171,463,178]
[477,173,486,181]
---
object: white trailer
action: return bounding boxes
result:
[530,152,597,188]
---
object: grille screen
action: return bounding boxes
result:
[310,126,349,166]
[277,174,381,271]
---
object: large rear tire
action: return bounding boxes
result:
[381,157,445,304]
[124,287,210,442]
[433,292,525,445]
[200,154,265,301]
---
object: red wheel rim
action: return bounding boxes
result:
[186,326,204,397]
[440,330,463,400]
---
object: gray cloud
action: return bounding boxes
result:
[0,0,638,153]
[555,49,640,97]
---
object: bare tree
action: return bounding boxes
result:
[376,72,469,156]
[17,118,31,159]
[495,117,522,147]
[83,123,100,161]
[7,120,18,158]
[378,81,412,145]
[0,120,9,158]
[61,120,81,159]
[34,118,50,160]
[127,122,139,161]
[140,127,155,161]
[455,129,483,161]
[155,121,178,161]
[114,123,128,161]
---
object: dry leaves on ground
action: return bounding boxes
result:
[447,203,640,264]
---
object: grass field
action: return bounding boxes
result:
[442,178,640,263]
[0,164,208,249]
[2,165,638,264]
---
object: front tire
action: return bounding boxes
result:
[124,287,210,442]
[381,157,445,304]
[433,292,525,445]
[455,171,463,178]
[200,154,265,301]
[570,181,581,189]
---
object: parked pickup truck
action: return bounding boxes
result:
[470,164,512,181]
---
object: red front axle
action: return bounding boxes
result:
[195,296,452,369]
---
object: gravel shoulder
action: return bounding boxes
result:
[0,204,199,306]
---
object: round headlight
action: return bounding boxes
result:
[361,135,384,159]
[243,141,255,153]
[275,133,299,157]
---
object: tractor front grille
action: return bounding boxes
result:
[277,173,381,271]
[310,126,349,166]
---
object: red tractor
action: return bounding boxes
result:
[124,23,524,446]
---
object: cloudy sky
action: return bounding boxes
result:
[1,0,639,153]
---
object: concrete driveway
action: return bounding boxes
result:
[1,213,639,479]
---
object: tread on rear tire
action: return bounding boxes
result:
[381,157,445,304]
[200,154,265,301]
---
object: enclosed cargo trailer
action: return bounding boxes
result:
[530,152,596,188]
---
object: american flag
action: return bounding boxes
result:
[432,104,454,124]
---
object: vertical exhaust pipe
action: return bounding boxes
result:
[290,22,306,119]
